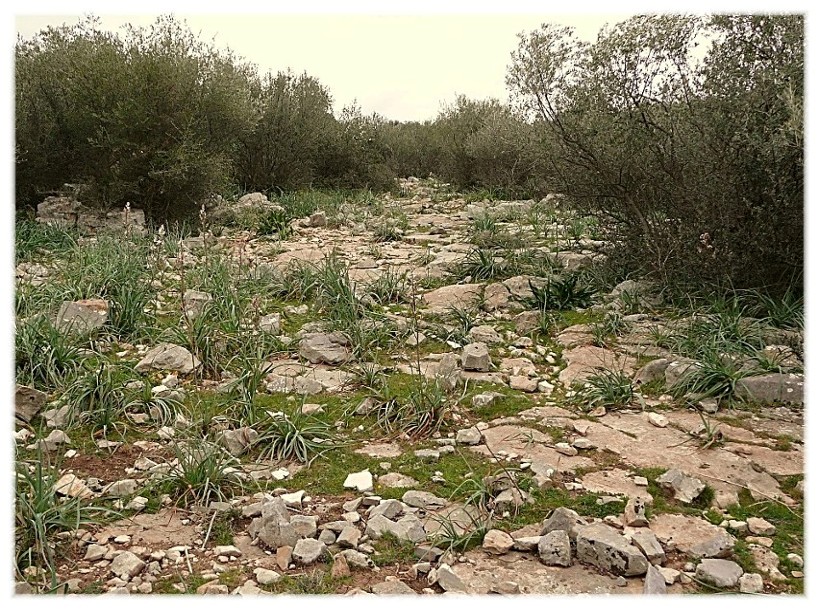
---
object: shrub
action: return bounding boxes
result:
[507,15,803,297]
[16,15,257,222]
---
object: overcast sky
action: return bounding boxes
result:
[15,11,633,122]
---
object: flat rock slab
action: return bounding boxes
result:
[272,247,325,269]
[580,469,654,503]
[299,333,351,365]
[582,413,792,503]
[722,442,803,477]
[452,550,661,594]
[649,513,736,558]
[735,373,804,405]
[559,345,636,387]
[472,425,595,474]
[95,509,199,549]
[354,443,403,458]
[421,284,483,313]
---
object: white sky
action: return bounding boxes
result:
[14,12,632,122]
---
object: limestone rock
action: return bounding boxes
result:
[259,313,281,334]
[482,529,514,555]
[643,564,667,594]
[337,526,362,549]
[695,559,743,588]
[299,332,350,365]
[538,530,572,567]
[402,490,448,510]
[433,564,467,593]
[462,342,491,372]
[331,554,351,579]
[735,373,804,405]
[253,568,281,586]
[344,469,373,492]
[135,343,201,375]
[624,497,649,527]
[15,385,48,423]
[55,299,108,334]
[292,538,326,565]
[455,426,482,445]
[647,412,669,428]
[540,507,583,540]
[468,325,502,344]
[656,468,705,503]
[575,523,649,576]
[53,473,93,499]
[371,579,415,595]
[747,517,776,536]
[630,530,665,565]
[217,427,258,456]
[182,290,212,319]
[378,473,419,489]
[509,376,538,392]
[337,549,375,570]
[369,499,404,520]
[649,514,736,558]
[739,572,764,593]
[634,359,671,386]
[471,392,504,408]
[109,551,145,579]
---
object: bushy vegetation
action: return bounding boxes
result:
[506,14,803,296]
[16,13,803,297]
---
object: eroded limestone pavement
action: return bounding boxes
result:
[15,178,804,595]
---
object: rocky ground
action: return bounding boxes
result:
[15,178,804,595]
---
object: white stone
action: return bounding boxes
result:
[344,469,374,492]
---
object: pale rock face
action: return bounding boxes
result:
[575,523,649,576]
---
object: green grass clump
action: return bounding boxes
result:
[573,369,635,411]
[255,410,337,465]
[15,454,116,580]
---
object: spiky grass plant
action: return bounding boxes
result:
[125,381,184,427]
[371,378,448,440]
[455,247,503,281]
[528,273,596,311]
[574,368,635,411]
[366,268,409,304]
[15,453,116,580]
[670,348,757,405]
[255,410,336,465]
[160,440,244,507]
[15,315,86,390]
[61,363,128,433]
[15,218,78,263]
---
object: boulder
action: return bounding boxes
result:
[15,385,48,423]
[54,299,108,334]
[462,342,491,372]
[299,333,350,365]
[694,559,743,588]
[575,523,649,576]
[135,343,201,375]
[537,530,572,567]
[656,469,705,504]
[735,373,804,405]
